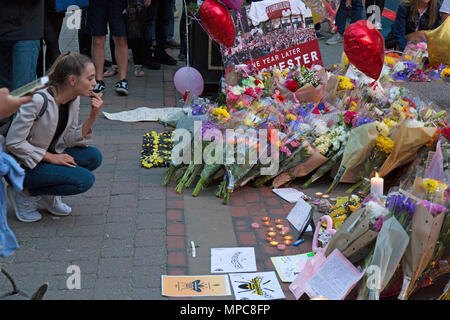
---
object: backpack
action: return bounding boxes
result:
[0,92,49,137]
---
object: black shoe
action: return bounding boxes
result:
[315,32,324,39]
[104,59,113,67]
[154,50,177,66]
[93,80,106,94]
[143,58,162,70]
[115,79,128,96]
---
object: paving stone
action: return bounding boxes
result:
[134,229,165,248]
[131,266,165,288]
[136,213,166,230]
[133,247,166,266]
[97,258,133,278]
[93,278,132,300]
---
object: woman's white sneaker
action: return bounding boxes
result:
[6,185,42,223]
[39,196,72,216]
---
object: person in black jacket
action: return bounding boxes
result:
[386,0,440,51]
[0,0,44,91]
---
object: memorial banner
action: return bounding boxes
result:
[221,0,323,73]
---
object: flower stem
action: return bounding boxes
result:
[192,177,205,197]
[186,164,203,188]
[164,166,178,185]
[345,179,363,194]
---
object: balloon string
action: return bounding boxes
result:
[184,0,190,68]
[370,80,398,118]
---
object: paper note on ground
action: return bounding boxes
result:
[287,198,312,231]
[271,252,315,282]
[103,107,184,122]
[303,249,364,300]
[272,188,305,203]
[211,247,257,273]
[161,275,231,297]
[229,272,285,300]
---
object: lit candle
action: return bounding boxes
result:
[274,219,283,224]
[284,236,293,240]
[270,241,279,246]
[266,236,275,242]
[370,172,384,198]
[251,222,260,229]
[283,240,293,246]
[315,192,323,198]
[268,227,275,232]
[262,216,270,222]
[280,230,288,236]
[322,194,330,200]
[276,224,284,230]
[267,232,277,237]
[263,221,271,227]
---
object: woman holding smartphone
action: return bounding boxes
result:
[5,52,103,223]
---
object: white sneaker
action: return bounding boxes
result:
[39,196,72,216]
[6,185,42,223]
[374,21,383,30]
[326,33,343,45]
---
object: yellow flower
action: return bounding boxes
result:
[423,178,439,193]
[286,113,296,121]
[384,56,397,67]
[244,118,254,127]
[441,67,450,79]
[212,106,230,121]
[375,135,394,154]
[337,76,354,90]
[404,55,412,61]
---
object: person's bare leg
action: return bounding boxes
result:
[113,36,128,80]
[92,36,106,81]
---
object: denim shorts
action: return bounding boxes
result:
[85,0,127,37]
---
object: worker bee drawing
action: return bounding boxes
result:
[235,276,275,299]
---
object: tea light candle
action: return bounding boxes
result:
[280,230,288,236]
[267,231,277,237]
[262,216,270,222]
[268,227,275,232]
[276,224,284,230]
[263,221,272,227]
[283,240,293,245]
[284,236,293,240]
[371,172,383,198]
[277,244,286,251]
[322,194,330,200]
[270,241,279,246]
[266,236,275,242]
[315,192,323,198]
[274,219,283,224]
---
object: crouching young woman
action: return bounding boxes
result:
[5,52,103,222]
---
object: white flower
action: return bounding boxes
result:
[231,86,245,96]
[332,140,341,151]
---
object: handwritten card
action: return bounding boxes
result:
[229,272,285,300]
[161,275,231,297]
[211,247,257,273]
[303,249,364,300]
[287,198,312,232]
[271,252,315,282]
[272,188,306,203]
[289,253,326,299]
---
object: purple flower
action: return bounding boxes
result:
[355,117,373,127]
[373,215,384,232]
[192,103,207,116]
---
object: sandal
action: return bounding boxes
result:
[134,65,145,77]
[104,65,118,77]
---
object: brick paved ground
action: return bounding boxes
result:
[1,4,447,300]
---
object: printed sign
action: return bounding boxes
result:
[221,0,323,73]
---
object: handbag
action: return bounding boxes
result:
[54,0,90,12]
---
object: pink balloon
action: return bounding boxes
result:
[221,0,244,10]
[173,67,204,97]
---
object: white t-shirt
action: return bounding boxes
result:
[440,0,450,14]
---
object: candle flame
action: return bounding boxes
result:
[375,172,379,178]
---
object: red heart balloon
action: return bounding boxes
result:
[344,20,385,80]
[199,0,235,48]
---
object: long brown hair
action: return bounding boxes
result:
[405,0,438,29]
[46,52,93,96]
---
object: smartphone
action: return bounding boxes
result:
[9,76,49,97]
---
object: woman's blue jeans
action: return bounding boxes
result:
[335,0,364,36]
[24,146,103,196]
